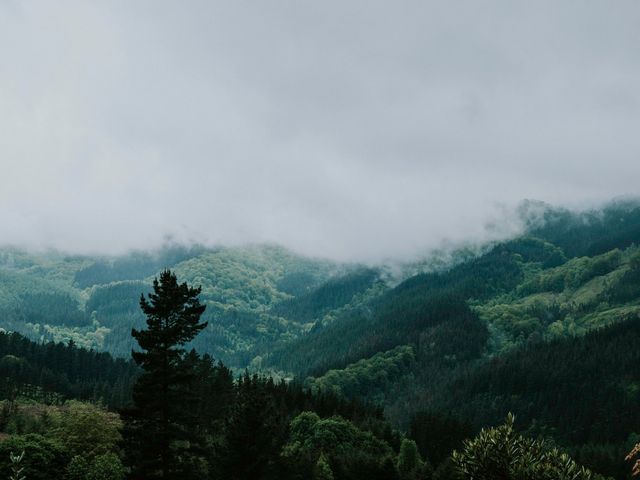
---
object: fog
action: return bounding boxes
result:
[1,1,639,261]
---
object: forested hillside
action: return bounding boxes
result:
[0,330,136,409]
[264,200,640,478]
[0,331,409,480]
[0,244,377,369]
[0,270,610,480]
[2,199,640,478]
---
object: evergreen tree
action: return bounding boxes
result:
[220,372,281,479]
[123,270,207,480]
[313,454,334,480]
[397,439,423,480]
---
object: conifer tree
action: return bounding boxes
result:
[397,439,423,480]
[313,454,334,480]
[123,270,207,480]
[221,372,280,478]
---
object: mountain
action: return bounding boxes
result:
[0,243,383,370]
[263,199,640,478]
[2,199,640,477]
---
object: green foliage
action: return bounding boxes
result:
[49,401,122,459]
[2,326,395,480]
[313,454,334,480]
[9,450,25,480]
[397,439,425,480]
[219,372,283,478]
[73,246,206,288]
[88,453,125,480]
[502,236,567,267]
[67,453,125,480]
[0,331,136,408]
[266,206,640,476]
[86,281,149,319]
[125,270,208,479]
[0,268,93,345]
[572,442,631,480]
[65,455,89,480]
[0,434,68,480]
[606,250,640,304]
[282,411,398,480]
[0,244,341,369]
[172,248,290,312]
[271,268,380,323]
[277,271,325,297]
[409,412,473,467]
[475,245,640,352]
[431,458,457,480]
[2,201,640,479]
[451,414,607,480]
[516,249,623,297]
[167,245,339,367]
[526,199,640,258]
[411,316,640,477]
[308,346,415,402]
[0,399,127,480]
[269,238,533,379]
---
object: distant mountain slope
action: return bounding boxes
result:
[72,245,207,288]
[3,199,640,373]
[0,244,371,368]
[0,330,137,408]
[523,198,640,258]
[267,238,536,377]
[262,199,640,479]
[436,316,640,442]
[423,317,640,479]
[3,199,640,478]
[270,267,383,325]
[2,199,640,476]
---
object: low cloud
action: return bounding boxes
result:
[1,1,639,261]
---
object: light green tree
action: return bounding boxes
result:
[313,454,334,480]
[398,438,422,479]
[397,438,433,479]
[51,401,122,459]
[452,414,608,480]
[66,453,125,480]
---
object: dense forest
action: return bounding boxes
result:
[0,244,365,369]
[0,270,611,479]
[2,199,640,478]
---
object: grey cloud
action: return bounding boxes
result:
[1,0,639,261]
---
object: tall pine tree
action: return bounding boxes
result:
[123,270,207,480]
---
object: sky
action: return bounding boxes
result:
[1,1,639,261]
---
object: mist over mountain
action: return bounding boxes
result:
[2,1,640,261]
[3,2,640,479]
[3,197,640,478]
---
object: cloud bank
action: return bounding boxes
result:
[1,1,639,261]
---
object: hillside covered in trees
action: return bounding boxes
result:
[0,268,614,479]
[0,244,381,370]
[266,199,640,478]
[2,199,640,478]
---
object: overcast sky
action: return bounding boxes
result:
[1,1,639,261]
